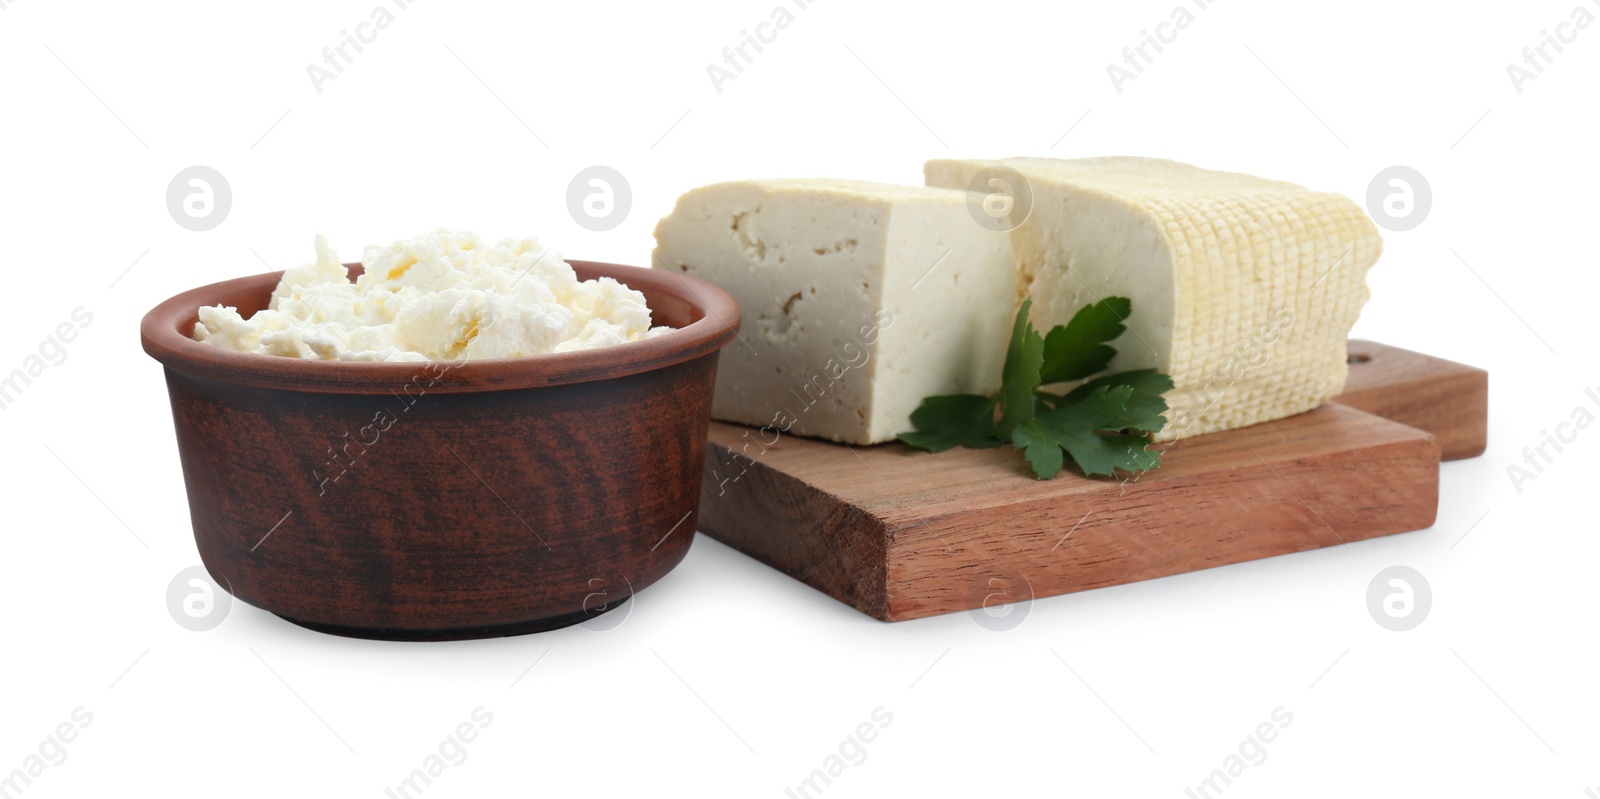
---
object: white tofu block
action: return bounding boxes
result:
[653,179,1019,444]
[926,156,1383,441]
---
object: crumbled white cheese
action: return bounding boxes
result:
[192,230,670,362]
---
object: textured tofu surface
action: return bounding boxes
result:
[926,156,1382,441]
[653,179,1018,444]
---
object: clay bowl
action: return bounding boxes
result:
[141,261,740,640]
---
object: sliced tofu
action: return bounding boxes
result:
[926,156,1382,441]
[653,179,1019,444]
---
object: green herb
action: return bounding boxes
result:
[896,297,1173,479]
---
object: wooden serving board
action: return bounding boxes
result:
[697,341,1487,622]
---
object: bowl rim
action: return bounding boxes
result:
[141,260,743,394]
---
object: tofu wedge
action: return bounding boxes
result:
[653,179,1019,444]
[926,156,1382,441]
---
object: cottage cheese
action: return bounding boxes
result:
[192,230,670,362]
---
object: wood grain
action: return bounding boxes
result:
[1334,340,1487,460]
[697,339,1482,622]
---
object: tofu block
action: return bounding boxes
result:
[653,179,1019,444]
[925,156,1382,441]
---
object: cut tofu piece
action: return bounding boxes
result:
[653,179,1019,444]
[925,156,1382,441]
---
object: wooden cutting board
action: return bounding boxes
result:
[697,340,1487,621]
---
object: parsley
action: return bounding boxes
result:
[896,298,1173,479]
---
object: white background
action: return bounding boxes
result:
[2,0,1596,796]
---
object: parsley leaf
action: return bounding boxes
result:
[1063,369,1175,433]
[1039,296,1131,384]
[895,394,1001,452]
[997,298,1045,439]
[898,296,1172,480]
[1011,419,1067,479]
[1026,385,1164,477]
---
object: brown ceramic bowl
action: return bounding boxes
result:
[141,261,740,640]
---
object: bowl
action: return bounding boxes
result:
[141,261,740,640]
